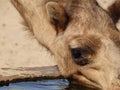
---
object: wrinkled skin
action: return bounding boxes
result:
[11,0,120,90]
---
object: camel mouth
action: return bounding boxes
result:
[68,72,102,90]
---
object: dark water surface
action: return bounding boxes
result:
[0,79,93,90]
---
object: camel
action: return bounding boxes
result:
[11,0,120,90]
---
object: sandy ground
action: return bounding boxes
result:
[0,0,56,68]
[0,0,120,68]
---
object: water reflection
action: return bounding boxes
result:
[0,79,94,90]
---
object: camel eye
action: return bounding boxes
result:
[71,48,89,66]
[71,48,82,59]
[71,48,88,59]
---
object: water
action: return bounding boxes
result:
[0,79,93,90]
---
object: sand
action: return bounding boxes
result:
[0,0,56,68]
[0,1,58,85]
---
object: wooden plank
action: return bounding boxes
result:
[0,66,63,86]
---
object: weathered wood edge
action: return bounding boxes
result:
[0,66,64,87]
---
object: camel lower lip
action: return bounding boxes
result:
[70,74,102,89]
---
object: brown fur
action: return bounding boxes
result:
[11,0,120,90]
[69,35,102,55]
[110,30,120,48]
[108,0,120,23]
[46,2,69,35]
